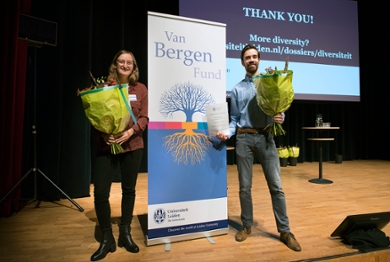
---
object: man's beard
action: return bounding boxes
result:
[246,63,258,74]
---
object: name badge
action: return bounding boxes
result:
[129,94,137,101]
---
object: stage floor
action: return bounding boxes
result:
[1,160,389,261]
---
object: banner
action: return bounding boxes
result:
[147,12,227,246]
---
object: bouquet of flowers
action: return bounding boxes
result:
[77,74,132,154]
[253,58,294,136]
[277,146,289,158]
[288,145,300,158]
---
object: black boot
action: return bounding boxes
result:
[118,225,139,253]
[91,229,116,261]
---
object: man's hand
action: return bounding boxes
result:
[216,131,228,141]
[274,113,284,124]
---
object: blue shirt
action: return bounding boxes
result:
[228,74,284,138]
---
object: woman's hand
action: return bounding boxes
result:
[114,128,135,145]
[102,134,116,145]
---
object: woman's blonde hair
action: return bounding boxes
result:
[108,50,139,85]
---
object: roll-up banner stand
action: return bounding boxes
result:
[147,11,227,246]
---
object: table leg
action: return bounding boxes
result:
[309,141,333,184]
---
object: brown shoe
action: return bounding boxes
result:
[235,226,251,242]
[280,232,302,251]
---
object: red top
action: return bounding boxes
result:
[93,81,149,153]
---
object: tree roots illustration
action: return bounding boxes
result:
[159,82,216,165]
[163,129,212,165]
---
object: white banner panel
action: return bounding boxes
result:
[147,12,227,246]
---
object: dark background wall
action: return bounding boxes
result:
[19,0,388,200]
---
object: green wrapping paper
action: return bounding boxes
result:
[253,69,294,136]
[288,146,300,157]
[277,147,289,158]
[80,84,130,154]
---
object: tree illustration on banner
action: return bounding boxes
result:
[159,82,215,165]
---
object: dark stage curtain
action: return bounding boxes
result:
[16,0,152,203]
[1,0,388,217]
[0,0,31,217]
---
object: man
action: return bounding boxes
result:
[216,44,301,252]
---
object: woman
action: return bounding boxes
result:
[91,50,149,261]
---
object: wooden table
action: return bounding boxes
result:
[302,127,340,184]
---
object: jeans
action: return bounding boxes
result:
[235,132,290,232]
[92,149,143,231]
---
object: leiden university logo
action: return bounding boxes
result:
[154,208,166,224]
